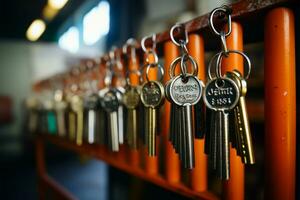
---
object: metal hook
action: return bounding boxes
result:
[141,34,156,53]
[209,6,232,37]
[170,23,189,47]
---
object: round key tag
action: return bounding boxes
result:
[169,75,203,106]
[140,81,165,108]
[123,86,140,109]
[84,93,100,110]
[101,90,119,112]
[203,77,239,111]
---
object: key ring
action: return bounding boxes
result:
[215,50,252,80]
[209,6,232,37]
[144,49,159,64]
[207,52,223,80]
[145,63,164,82]
[170,23,189,47]
[169,55,197,79]
[125,69,143,86]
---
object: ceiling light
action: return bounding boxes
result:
[26,19,46,41]
[43,4,59,20]
[48,0,69,10]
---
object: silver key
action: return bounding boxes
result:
[169,74,203,169]
[101,89,120,152]
[204,76,240,180]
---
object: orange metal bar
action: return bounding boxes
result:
[128,56,141,168]
[187,34,208,192]
[264,8,296,200]
[144,52,159,175]
[221,22,245,200]
[163,41,181,183]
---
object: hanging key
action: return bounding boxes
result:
[226,70,255,164]
[123,70,141,149]
[101,89,120,152]
[169,71,203,169]
[140,65,165,156]
[204,75,240,179]
[54,90,67,137]
[70,94,84,145]
[84,93,101,144]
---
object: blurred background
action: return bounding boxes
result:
[0,0,298,200]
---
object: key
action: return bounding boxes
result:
[43,98,57,135]
[101,89,119,152]
[226,70,255,164]
[84,93,100,144]
[68,109,76,141]
[141,80,164,156]
[169,74,204,169]
[54,90,67,137]
[194,100,206,139]
[204,76,240,180]
[70,95,84,145]
[25,97,39,134]
[123,85,140,149]
[115,87,125,145]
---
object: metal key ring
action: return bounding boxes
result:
[209,6,232,37]
[146,63,164,82]
[207,52,223,80]
[180,54,198,78]
[169,55,197,79]
[141,34,156,53]
[125,69,143,86]
[215,50,251,80]
[144,49,159,64]
[170,23,188,47]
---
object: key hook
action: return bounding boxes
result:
[122,38,138,66]
[141,34,156,53]
[209,6,232,37]
[170,23,189,47]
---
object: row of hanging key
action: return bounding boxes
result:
[202,6,255,180]
[25,5,255,180]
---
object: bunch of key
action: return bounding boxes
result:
[140,35,165,156]
[99,52,126,152]
[123,70,142,150]
[202,6,255,180]
[81,61,103,145]
[166,24,205,169]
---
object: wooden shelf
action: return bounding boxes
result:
[39,134,218,200]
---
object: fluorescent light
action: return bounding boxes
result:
[83,1,110,45]
[26,19,46,41]
[58,26,79,53]
[48,0,69,10]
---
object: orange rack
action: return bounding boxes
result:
[34,0,298,199]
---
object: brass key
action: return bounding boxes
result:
[54,90,67,137]
[141,79,164,156]
[123,83,141,149]
[70,95,84,145]
[226,70,255,164]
